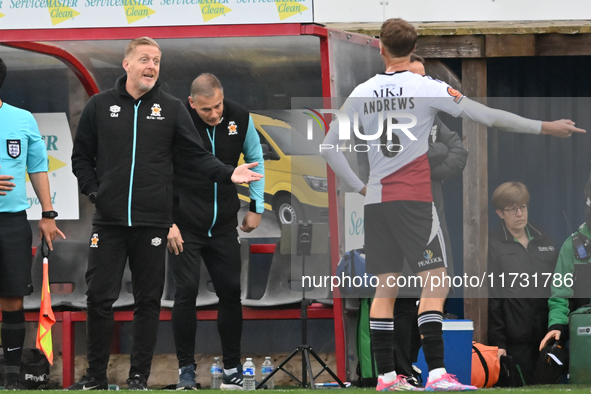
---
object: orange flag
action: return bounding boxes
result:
[36,256,55,365]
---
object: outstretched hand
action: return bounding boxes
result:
[231,162,263,184]
[541,119,586,138]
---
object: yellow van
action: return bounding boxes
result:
[237,113,329,225]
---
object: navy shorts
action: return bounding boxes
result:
[364,200,447,275]
[0,211,33,297]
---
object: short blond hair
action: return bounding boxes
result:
[491,182,530,210]
[124,37,160,59]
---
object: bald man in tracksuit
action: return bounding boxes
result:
[168,73,264,390]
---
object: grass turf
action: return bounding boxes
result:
[11,384,590,393]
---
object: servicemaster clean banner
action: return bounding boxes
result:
[0,0,312,29]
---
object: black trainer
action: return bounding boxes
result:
[127,374,148,390]
[220,365,243,390]
[4,382,26,390]
[65,374,108,390]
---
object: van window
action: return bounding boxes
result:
[259,125,317,156]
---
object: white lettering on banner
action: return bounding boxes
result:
[311,109,418,142]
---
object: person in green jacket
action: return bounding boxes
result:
[540,180,591,350]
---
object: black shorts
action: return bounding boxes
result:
[364,200,447,275]
[0,211,33,297]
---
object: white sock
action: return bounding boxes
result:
[428,368,446,381]
[224,368,237,375]
[379,370,398,384]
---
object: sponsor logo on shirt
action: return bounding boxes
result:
[110,105,121,117]
[228,121,238,135]
[538,246,555,252]
[147,104,165,120]
[90,233,99,248]
[447,86,464,104]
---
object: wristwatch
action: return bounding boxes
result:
[41,210,58,219]
[88,192,98,204]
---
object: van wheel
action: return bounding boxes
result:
[274,195,304,225]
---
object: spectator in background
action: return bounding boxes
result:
[540,180,591,350]
[488,182,558,385]
[0,56,65,390]
[393,54,468,387]
[69,37,262,391]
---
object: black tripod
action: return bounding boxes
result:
[256,223,345,389]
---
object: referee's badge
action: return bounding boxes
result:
[7,140,21,159]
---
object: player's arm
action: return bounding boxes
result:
[459,98,585,137]
[320,123,365,193]
[241,116,265,232]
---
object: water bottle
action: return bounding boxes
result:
[211,357,222,389]
[261,357,275,389]
[243,358,256,391]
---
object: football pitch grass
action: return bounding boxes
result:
[10,385,591,393]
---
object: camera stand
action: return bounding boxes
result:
[256,222,345,389]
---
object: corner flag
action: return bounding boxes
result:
[36,241,55,365]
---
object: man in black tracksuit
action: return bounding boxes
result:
[487,182,558,385]
[69,38,262,390]
[167,73,264,390]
